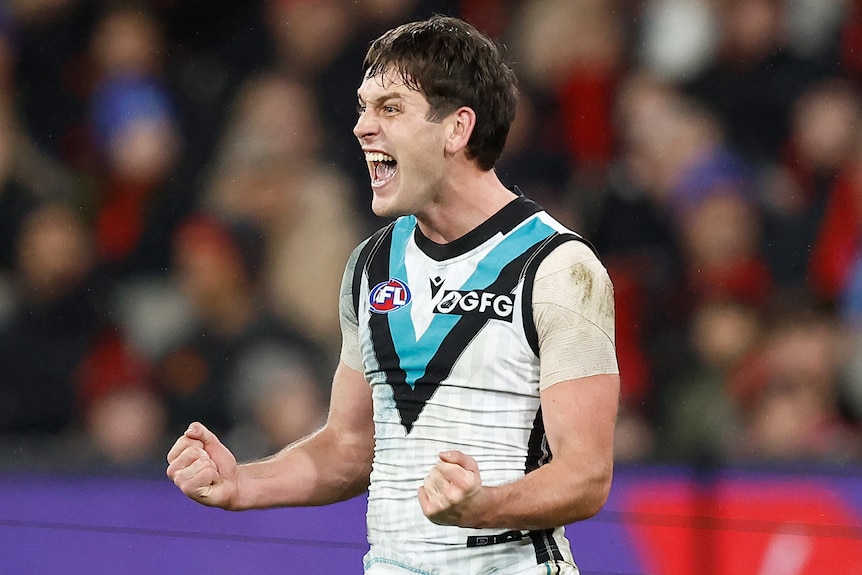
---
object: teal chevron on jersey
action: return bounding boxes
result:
[385,214,557,389]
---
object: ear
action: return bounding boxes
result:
[444,107,476,155]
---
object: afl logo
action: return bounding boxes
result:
[370,278,411,313]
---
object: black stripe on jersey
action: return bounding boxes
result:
[521,233,598,357]
[529,528,565,564]
[525,406,551,473]
[362,224,413,398]
[365,232,553,434]
[352,223,396,318]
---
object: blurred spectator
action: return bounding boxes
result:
[75,327,166,469]
[0,202,105,435]
[760,78,862,291]
[655,152,774,464]
[85,4,190,278]
[805,101,862,302]
[0,93,79,272]
[0,5,80,271]
[637,0,718,82]
[154,214,329,459]
[593,76,719,390]
[203,73,364,360]
[729,302,860,463]
[507,0,625,190]
[683,0,832,168]
[611,73,719,210]
[89,3,163,80]
[262,0,366,207]
[226,340,329,460]
[672,147,773,310]
[263,0,355,83]
[656,300,762,463]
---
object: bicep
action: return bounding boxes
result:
[541,374,619,477]
[325,361,375,456]
[236,360,375,507]
[296,360,375,500]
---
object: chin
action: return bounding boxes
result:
[370,190,404,219]
[371,202,401,219]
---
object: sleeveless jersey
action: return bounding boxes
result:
[342,196,600,574]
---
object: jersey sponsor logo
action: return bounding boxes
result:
[369,278,411,313]
[433,289,514,321]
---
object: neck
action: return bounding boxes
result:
[415,169,516,244]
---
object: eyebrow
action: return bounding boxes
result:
[357,91,405,106]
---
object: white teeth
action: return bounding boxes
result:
[365,152,395,163]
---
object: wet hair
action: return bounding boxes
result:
[362,15,518,171]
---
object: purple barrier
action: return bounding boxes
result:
[0,474,368,574]
[1,466,861,574]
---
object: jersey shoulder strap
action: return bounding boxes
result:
[351,221,397,317]
[521,232,598,356]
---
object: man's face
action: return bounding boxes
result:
[353,67,451,218]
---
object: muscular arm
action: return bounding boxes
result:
[419,240,619,528]
[232,361,375,510]
[167,361,375,511]
[168,242,375,511]
[475,374,618,528]
[420,373,618,529]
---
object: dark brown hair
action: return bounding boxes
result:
[363,16,518,171]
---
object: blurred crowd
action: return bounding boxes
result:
[0,0,860,475]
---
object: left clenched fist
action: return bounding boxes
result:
[418,450,484,526]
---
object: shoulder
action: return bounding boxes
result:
[340,220,406,312]
[345,220,400,273]
[534,239,608,283]
[531,239,614,321]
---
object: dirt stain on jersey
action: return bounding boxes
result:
[570,262,614,320]
[571,262,593,301]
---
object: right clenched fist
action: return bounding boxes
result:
[166,422,240,509]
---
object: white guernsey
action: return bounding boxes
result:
[339,195,618,574]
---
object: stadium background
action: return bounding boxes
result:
[0,0,860,573]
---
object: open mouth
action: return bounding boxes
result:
[365,152,398,187]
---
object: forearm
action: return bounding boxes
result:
[225,360,375,511]
[231,425,372,511]
[472,458,613,531]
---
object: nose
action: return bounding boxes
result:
[353,109,377,141]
